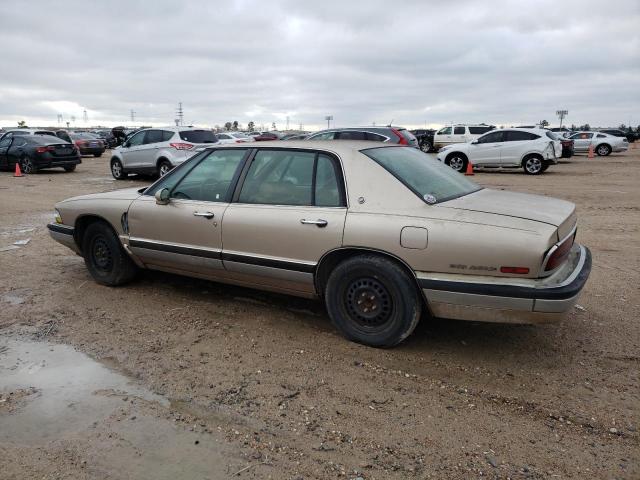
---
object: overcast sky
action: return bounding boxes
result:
[1,0,638,131]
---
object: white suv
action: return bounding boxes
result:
[436,128,562,175]
[110,127,218,179]
[433,124,495,150]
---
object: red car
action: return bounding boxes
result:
[251,131,281,141]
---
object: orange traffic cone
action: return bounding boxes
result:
[588,145,594,158]
[13,162,23,177]
[464,161,474,175]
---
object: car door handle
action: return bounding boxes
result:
[300,219,328,227]
[193,211,214,219]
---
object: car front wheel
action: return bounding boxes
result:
[523,155,544,175]
[82,222,137,286]
[110,158,127,180]
[445,153,467,172]
[325,255,422,347]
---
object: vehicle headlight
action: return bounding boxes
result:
[54,209,62,224]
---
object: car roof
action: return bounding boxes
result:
[198,140,403,156]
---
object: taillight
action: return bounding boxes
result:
[500,266,530,275]
[391,128,408,145]
[544,234,575,271]
[75,140,87,146]
[170,142,194,150]
[36,146,55,153]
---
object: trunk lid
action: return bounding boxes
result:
[441,189,577,239]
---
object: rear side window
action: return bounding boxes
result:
[365,132,387,142]
[315,154,341,207]
[545,131,558,140]
[477,131,504,143]
[468,126,493,135]
[179,130,218,143]
[144,130,163,144]
[336,131,366,140]
[453,126,465,135]
[506,131,540,141]
[218,134,231,139]
[35,131,55,136]
[161,130,174,141]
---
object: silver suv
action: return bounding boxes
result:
[110,127,218,179]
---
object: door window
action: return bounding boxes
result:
[476,131,505,143]
[453,126,465,135]
[161,130,175,141]
[336,131,367,140]
[365,132,387,142]
[170,149,246,202]
[127,131,146,147]
[309,132,335,140]
[0,136,12,148]
[238,150,315,206]
[144,129,163,144]
[571,132,593,140]
[315,154,341,207]
[505,131,539,141]
[437,127,452,135]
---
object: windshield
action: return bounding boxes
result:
[362,146,481,204]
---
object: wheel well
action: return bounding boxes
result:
[156,157,170,167]
[73,215,116,254]
[110,155,122,165]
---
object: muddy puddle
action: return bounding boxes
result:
[0,337,239,479]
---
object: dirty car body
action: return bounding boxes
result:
[48,141,591,347]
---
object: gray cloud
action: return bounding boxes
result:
[0,0,638,130]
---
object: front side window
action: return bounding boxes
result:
[238,150,315,206]
[308,132,335,140]
[217,134,230,139]
[597,134,606,138]
[453,126,465,135]
[0,136,12,148]
[362,147,481,204]
[476,131,504,143]
[437,127,452,135]
[127,131,146,146]
[170,149,246,202]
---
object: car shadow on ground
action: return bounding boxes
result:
[136,270,557,359]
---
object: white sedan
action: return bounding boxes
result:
[436,128,562,175]
[215,132,254,144]
[568,131,628,156]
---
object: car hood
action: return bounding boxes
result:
[440,189,576,238]
[59,187,143,204]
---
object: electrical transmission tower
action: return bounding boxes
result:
[130,110,136,123]
[83,109,88,124]
[176,102,184,126]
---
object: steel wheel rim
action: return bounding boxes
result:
[420,142,431,152]
[112,162,122,177]
[597,146,608,156]
[449,156,464,171]
[91,236,113,272]
[159,164,170,176]
[344,277,393,329]
[526,157,542,173]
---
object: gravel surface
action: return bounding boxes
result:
[0,149,638,479]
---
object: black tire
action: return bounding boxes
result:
[420,140,432,153]
[82,222,137,286]
[64,165,77,172]
[19,156,37,174]
[445,152,467,172]
[110,158,127,180]
[540,162,550,172]
[523,154,544,175]
[595,144,611,156]
[93,153,102,158]
[325,255,422,347]
[157,159,172,177]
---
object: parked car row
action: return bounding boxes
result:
[0,133,81,173]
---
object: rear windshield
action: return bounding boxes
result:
[362,147,481,204]
[468,126,493,134]
[179,130,218,143]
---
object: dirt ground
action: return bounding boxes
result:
[0,147,638,479]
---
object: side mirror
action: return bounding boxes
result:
[155,188,170,205]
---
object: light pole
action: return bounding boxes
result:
[556,110,568,129]
[325,115,333,129]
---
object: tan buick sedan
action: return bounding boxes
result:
[48,141,591,347]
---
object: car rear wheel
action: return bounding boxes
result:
[19,156,37,174]
[110,158,127,180]
[523,155,544,175]
[64,165,76,172]
[596,144,611,156]
[82,222,137,286]
[325,255,422,347]
[158,159,172,177]
[445,153,467,172]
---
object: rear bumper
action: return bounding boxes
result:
[35,157,81,168]
[418,244,591,324]
[47,223,80,254]
[79,147,105,155]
